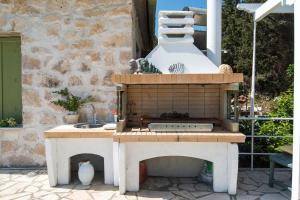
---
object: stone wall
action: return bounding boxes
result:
[0,0,133,166]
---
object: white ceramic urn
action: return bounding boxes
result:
[78,161,94,185]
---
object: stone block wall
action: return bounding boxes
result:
[0,0,133,166]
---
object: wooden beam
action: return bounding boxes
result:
[113,129,246,143]
[112,73,243,85]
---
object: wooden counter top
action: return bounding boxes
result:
[112,73,243,84]
[113,127,246,143]
[44,125,114,138]
[45,125,245,143]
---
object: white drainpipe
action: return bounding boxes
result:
[207,0,222,66]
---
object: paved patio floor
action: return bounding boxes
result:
[0,169,291,200]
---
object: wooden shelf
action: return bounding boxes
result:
[112,73,243,84]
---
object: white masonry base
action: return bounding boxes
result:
[118,142,239,195]
[45,139,239,195]
[45,138,114,186]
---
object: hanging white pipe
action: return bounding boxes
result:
[249,19,257,171]
[250,20,257,117]
[207,0,222,66]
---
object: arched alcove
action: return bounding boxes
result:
[70,153,104,184]
[139,156,213,190]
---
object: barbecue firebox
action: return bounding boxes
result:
[111,11,245,195]
[113,82,244,141]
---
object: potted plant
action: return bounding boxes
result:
[51,88,92,124]
[0,118,17,127]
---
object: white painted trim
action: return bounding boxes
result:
[159,18,194,25]
[159,11,194,17]
[159,27,194,35]
[227,144,239,195]
[119,143,126,194]
[113,142,119,186]
[0,127,23,131]
[45,139,57,187]
[237,3,294,14]
[207,0,222,66]
[158,35,194,44]
[254,0,282,21]
[250,20,257,117]
[292,1,299,199]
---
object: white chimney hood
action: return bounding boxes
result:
[146,11,219,74]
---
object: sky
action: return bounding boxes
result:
[155,0,207,35]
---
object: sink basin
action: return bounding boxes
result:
[74,123,104,129]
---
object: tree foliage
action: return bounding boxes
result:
[222,0,294,97]
[239,65,293,167]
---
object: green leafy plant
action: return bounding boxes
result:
[258,65,294,147]
[258,88,293,143]
[0,118,17,127]
[239,64,294,167]
[239,87,293,167]
[51,88,92,113]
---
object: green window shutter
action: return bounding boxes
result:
[0,37,22,123]
[0,41,2,120]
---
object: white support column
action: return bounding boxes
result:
[207,0,222,66]
[113,142,119,186]
[227,144,239,195]
[119,143,126,194]
[292,1,300,199]
[45,139,57,187]
[57,156,71,185]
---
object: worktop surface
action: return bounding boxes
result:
[45,125,245,143]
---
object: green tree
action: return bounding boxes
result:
[222,0,294,97]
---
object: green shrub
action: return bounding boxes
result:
[239,65,293,167]
[239,88,293,167]
[0,118,17,127]
[51,88,92,113]
[257,88,293,151]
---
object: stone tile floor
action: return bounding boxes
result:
[0,169,291,200]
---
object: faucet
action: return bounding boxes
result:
[88,104,98,124]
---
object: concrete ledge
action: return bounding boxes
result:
[44,125,114,138]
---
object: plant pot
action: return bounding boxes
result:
[64,114,79,124]
[78,161,94,185]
